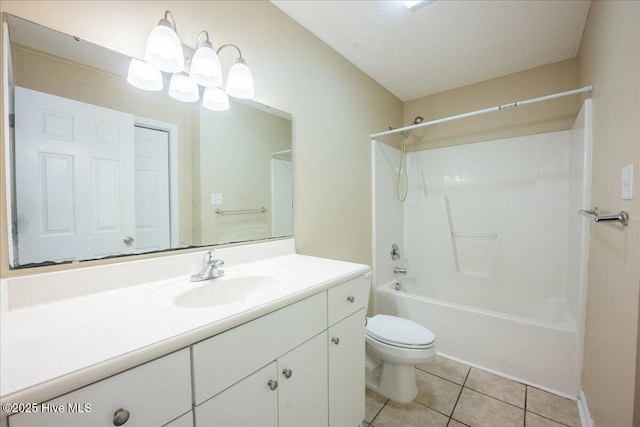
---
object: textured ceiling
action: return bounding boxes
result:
[271,0,591,102]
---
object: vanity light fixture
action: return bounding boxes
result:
[401,0,435,11]
[402,1,424,8]
[126,58,163,91]
[128,10,255,109]
[144,10,184,73]
[168,73,200,102]
[203,87,230,111]
[218,44,255,100]
[190,31,223,88]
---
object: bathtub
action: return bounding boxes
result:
[375,280,581,397]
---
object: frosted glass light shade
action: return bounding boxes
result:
[190,46,223,88]
[145,24,184,73]
[169,74,199,102]
[203,87,230,111]
[126,58,163,91]
[226,61,255,99]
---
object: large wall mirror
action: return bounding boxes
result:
[3,13,293,268]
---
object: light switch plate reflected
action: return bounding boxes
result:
[622,164,633,200]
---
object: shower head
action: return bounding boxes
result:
[401,116,425,139]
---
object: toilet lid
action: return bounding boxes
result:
[366,314,435,348]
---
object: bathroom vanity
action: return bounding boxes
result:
[0,240,370,427]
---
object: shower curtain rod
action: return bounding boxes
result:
[370,85,594,139]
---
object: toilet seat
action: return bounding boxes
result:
[366,314,435,349]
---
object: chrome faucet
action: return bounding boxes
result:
[191,250,225,282]
[393,267,407,275]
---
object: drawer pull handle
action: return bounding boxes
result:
[332,337,340,345]
[113,408,130,426]
[347,296,355,303]
[268,379,278,391]
[283,368,293,379]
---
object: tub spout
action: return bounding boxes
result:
[393,267,407,275]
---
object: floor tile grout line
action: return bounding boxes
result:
[449,417,472,427]
[368,396,390,425]
[448,366,471,421]
[525,409,573,427]
[463,386,527,411]
[523,386,528,427]
[413,398,456,420]
[416,366,467,387]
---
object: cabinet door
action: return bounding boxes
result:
[278,332,328,427]
[195,362,278,427]
[328,309,365,427]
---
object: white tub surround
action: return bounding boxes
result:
[0,238,370,422]
[372,100,592,397]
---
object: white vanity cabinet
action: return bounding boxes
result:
[192,293,329,427]
[195,332,328,427]
[327,277,368,427]
[192,275,369,427]
[8,349,192,427]
[5,273,369,427]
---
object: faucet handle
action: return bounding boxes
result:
[203,251,214,265]
[212,259,224,267]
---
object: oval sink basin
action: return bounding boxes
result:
[174,275,284,308]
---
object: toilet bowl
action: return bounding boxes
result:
[365,314,436,403]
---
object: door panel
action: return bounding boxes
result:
[134,125,170,252]
[15,86,135,264]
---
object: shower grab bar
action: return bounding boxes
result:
[215,207,267,216]
[451,232,498,239]
[578,208,629,226]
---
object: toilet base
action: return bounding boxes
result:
[365,353,421,404]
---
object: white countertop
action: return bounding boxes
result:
[0,247,370,408]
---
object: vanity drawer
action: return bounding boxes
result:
[192,292,327,404]
[9,349,191,427]
[327,275,370,326]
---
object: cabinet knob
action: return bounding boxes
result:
[347,296,355,303]
[332,337,340,345]
[123,236,134,246]
[268,379,278,391]
[113,408,130,426]
[282,368,293,379]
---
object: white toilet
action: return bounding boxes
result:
[365,314,436,403]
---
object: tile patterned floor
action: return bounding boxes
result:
[363,356,581,427]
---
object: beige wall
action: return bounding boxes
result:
[402,58,579,150]
[577,1,640,425]
[0,1,403,277]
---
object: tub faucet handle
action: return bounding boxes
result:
[391,243,400,260]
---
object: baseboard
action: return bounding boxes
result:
[578,390,594,427]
